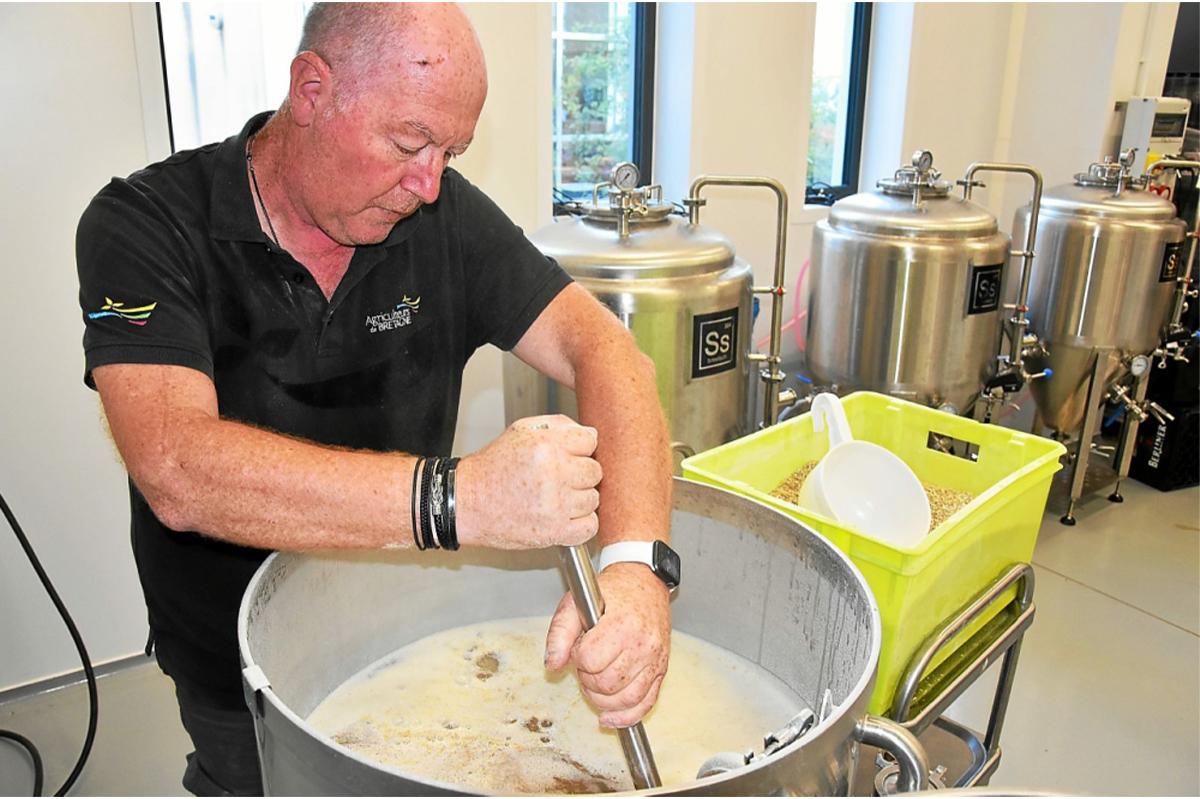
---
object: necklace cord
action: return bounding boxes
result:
[246,133,282,248]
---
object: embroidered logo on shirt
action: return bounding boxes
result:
[87,297,158,326]
[365,296,421,334]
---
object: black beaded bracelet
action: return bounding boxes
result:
[443,457,461,550]
[419,455,438,550]
[410,457,426,551]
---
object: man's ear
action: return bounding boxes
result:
[289,51,332,127]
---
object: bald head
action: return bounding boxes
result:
[298,2,487,109]
[255,3,489,246]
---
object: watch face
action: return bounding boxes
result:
[652,540,681,590]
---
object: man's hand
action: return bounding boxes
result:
[456,414,603,550]
[544,561,671,728]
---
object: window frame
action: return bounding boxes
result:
[630,2,656,184]
[551,1,656,212]
[806,2,872,206]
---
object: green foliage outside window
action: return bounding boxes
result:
[807,76,840,187]
[554,4,634,192]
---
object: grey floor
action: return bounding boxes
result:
[1,475,1197,796]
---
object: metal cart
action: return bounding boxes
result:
[854,563,1036,794]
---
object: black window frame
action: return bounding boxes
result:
[552,2,656,214]
[806,2,872,206]
[631,2,656,183]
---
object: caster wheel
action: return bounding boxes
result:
[1060,514,1077,526]
[1108,493,1124,504]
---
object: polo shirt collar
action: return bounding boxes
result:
[207,111,424,248]
[209,112,273,243]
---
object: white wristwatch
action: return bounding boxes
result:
[596,540,681,590]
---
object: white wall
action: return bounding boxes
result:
[0,3,161,692]
[452,3,553,454]
[658,2,822,358]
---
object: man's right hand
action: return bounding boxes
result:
[456,414,602,550]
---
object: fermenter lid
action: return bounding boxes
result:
[530,214,739,279]
[828,191,999,239]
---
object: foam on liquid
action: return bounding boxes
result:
[307,616,805,794]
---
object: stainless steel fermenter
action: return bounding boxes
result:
[804,152,1011,414]
[1009,151,1186,524]
[502,170,754,463]
[1011,155,1186,436]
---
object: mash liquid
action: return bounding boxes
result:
[307,616,805,794]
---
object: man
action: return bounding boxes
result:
[76,4,673,795]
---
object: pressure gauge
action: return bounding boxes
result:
[1130,354,1151,377]
[912,150,934,172]
[612,162,640,191]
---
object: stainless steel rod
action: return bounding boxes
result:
[559,545,662,789]
[686,175,790,428]
[961,162,1044,373]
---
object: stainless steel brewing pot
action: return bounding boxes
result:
[238,479,928,796]
[502,196,753,463]
[804,153,1011,413]
[1011,159,1186,434]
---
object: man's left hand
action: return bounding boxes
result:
[544,561,671,728]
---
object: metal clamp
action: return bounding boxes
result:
[241,663,271,717]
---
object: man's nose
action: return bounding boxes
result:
[400,149,443,205]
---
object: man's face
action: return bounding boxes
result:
[299,64,485,246]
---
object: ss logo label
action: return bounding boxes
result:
[692,308,739,378]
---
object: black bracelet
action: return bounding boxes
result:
[443,457,460,551]
[410,457,426,551]
[419,456,438,550]
[431,457,447,549]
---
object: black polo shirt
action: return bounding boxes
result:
[75,112,570,706]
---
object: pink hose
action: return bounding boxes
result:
[757,258,810,350]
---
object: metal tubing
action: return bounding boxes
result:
[854,716,929,793]
[559,546,661,789]
[961,162,1044,373]
[686,176,790,427]
[892,563,1035,726]
[900,604,1035,736]
[983,637,1024,752]
[1148,159,1200,330]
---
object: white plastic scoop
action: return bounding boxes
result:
[798,394,931,548]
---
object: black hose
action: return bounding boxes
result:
[0,491,99,796]
[0,729,44,796]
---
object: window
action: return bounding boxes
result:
[552,2,655,205]
[806,2,872,204]
[158,3,310,152]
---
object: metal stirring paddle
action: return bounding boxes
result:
[559,545,662,790]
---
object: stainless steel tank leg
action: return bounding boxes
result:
[1062,349,1113,525]
[559,545,662,789]
[1110,368,1150,503]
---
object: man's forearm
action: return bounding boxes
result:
[95,362,603,554]
[123,411,415,551]
[573,339,673,547]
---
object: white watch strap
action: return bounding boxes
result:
[596,541,656,574]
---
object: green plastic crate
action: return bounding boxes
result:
[682,392,1065,714]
